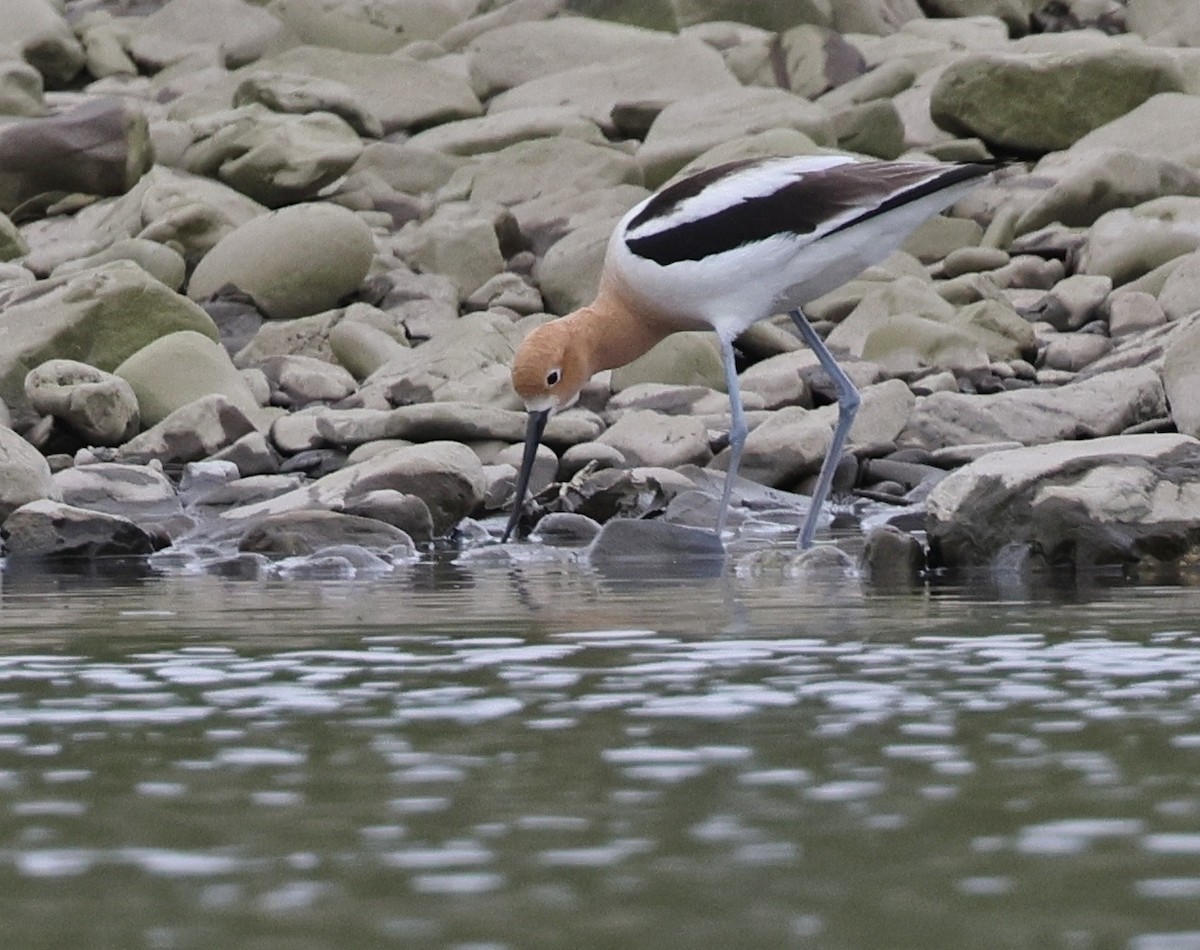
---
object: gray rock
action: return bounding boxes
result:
[1106,290,1168,337]
[407,107,606,156]
[860,524,924,586]
[1,499,159,559]
[465,17,677,97]
[586,517,724,568]
[117,394,259,465]
[927,433,1200,572]
[221,440,487,536]
[1127,0,1200,46]
[53,461,186,535]
[1038,333,1113,372]
[0,261,220,424]
[0,57,45,117]
[181,105,364,207]
[901,366,1166,449]
[0,98,153,213]
[831,98,905,160]
[711,405,830,489]
[24,359,139,446]
[234,71,383,138]
[596,410,711,469]
[464,272,543,315]
[610,332,726,393]
[115,330,261,428]
[535,218,617,315]
[51,238,188,291]
[128,0,284,67]
[328,319,410,380]
[255,355,358,407]
[1163,319,1200,438]
[189,202,375,320]
[207,430,281,477]
[238,509,411,556]
[1025,274,1113,331]
[0,424,57,521]
[169,45,483,135]
[1155,251,1200,321]
[637,87,834,187]
[1,0,85,84]
[488,35,738,131]
[338,489,434,543]
[931,46,1184,153]
[392,203,506,299]
[1077,197,1200,285]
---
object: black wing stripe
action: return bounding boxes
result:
[625,162,992,267]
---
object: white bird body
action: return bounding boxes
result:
[504,154,994,547]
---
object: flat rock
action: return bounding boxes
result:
[256,355,357,407]
[189,203,375,320]
[901,365,1166,449]
[169,46,483,134]
[488,35,739,132]
[712,405,831,489]
[129,0,286,68]
[338,489,434,543]
[1162,318,1200,438]
[407,107,606,156]
[927,433,1200,572]
[585,517,725,568]
[25,359,139,446]
[1,498,159,559]
[52,461,185,533]
[267,0,464,52]
[596,410,712,469]
[234,71,383,138]
[238,509,411,556]
[1077,196,1200,285]
[221,440,487,536]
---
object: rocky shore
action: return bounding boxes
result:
[2,0,1199,581]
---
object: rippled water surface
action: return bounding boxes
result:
[1,555,1199,950]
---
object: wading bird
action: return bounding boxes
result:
[503,154,993,548]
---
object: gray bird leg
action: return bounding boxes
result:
[716,335,747,536]
[789,308,861,548]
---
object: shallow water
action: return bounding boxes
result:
[1,554,1199,950]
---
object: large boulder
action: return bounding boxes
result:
[0,261,219,423]
[927,434,1200,572]
[188,203,375,319]
[0,425,57,522]
[931,46,1185,153]
[1,499,159,558]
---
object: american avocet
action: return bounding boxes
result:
[503,154,993,547]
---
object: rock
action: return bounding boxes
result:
[778,23,867,98]
[0,99,153,213]
[328,319,410,380]
[51,239,188,291]
[1156,251,1200,321]
[0,261,219,424]
[596,410,711,468]
[189,203,375,319]
[832,0,926,33]
[530,511,602,545]
[831,98,905,159]
[450,137,643,208]
[1024,274,1113,330]
[1107,290,1168,337]
[393,202,506,299]
[1077,197,1200,286]
[238,509,411,556]
[0,57,45,117]
[712,405,831,489]
[208,430,281,477]
[535,218,617,315]
[221,440,487,536]
[129,0,286,68]
[1127,0,1200,46]
[931,47,1184,153]
[408,106,605,157]
[921,0,1030,32]
[860,524,924,585]
[234,71,384,138]
[256,355,358,407]
[270,0,466,50]
[117,393,258,465]
[926,434,1200,572]
[672,0,833,31]
[115,330,261,428]
[827,276,954,355]
[1,499,159,559]
[1163,320,1200,438]
[0,0,86,85]
[464,272,543,315]
[338,489,434,543]
[24,359,139,446]
[488,36,738,132]
[465,17,678,97]
[1014,147,1200,236]
[171,46,482,135]
[637,87,834,187]
[53,461,185,535]
[0,210,27,261]
[901,366,1166,449]
[180,105,364,207]
[0,424,57,522]
[586,517,725,568]
[610,332,726,393]
[1039,332,1112,372]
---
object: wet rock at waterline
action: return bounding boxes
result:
[1,3,1200,578]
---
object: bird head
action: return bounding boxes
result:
[509,318,590,413]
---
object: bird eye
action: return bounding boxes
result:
[546,369,561,386]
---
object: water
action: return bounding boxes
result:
[1,556,1199,949]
